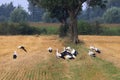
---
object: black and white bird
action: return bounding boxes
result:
[13,51,17,59]
[90,46,101,53]
[62,47,75,59]
[94,47,101,53]
[65,46,71,52]
[89,46,95,50]
[88,50,96,57]
[71,49,78,57]
[56,48,74,59]
[64,54,74,59]
[56,49,62,59]
[18,45,27,53]
[47,47,53,53]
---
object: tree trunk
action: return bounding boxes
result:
[69,11,79,44]
[59,19,68,37]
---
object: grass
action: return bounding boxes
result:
[58,41,120,80]
[0,35,120,80]
[21,43,120,80]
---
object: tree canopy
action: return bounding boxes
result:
[28,0,107,43]
[103,7,120,23]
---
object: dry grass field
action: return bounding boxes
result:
[80,35,120,67]
[0,35,64,80]
[0,35,120,80]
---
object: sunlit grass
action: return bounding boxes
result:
[0,35,120,80]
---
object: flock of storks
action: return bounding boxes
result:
[47,46,101,60]
[48,47,78,60]
[13,45,101,60]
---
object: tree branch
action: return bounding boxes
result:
[75,1,82,17]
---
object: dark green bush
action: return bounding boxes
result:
[0,22,59,35]
[0,22,18,35]
[0,22,119,36]
[78,20,120,35]
[17,23,35,35]
[0,22,40,35]
[101,27,120,35]
[78,21,102,35]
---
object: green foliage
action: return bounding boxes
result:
[107,0,120,7]
[0,22,17,35]
[0,22,36,35]
[78,21,102,35]
[78,20,120,35]
[28,0,107,20]
[59,24,69,37]
[0,2,15,22]
[101,27,120,35]
[0,22,59,35]
[42,12,55,23]
[17,23,37,35]
[28,0,107,43]
[103,7,120,23]
[10,6,29,23]
[34,26,58,35]
[0,16,7,22]
[0,21,119,35]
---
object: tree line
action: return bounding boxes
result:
[0,0,120,23]
[0,0,120,43]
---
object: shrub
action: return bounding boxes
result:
[78,21,102,35]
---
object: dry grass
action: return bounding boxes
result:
[0,35,64,80]
[0,35,120,80]
[80,35,120,67]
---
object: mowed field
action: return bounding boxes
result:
[80,35,120,67]
[0,35,64,80]
[0,35,120,80]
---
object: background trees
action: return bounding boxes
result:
[10,6,29,23]
[28,2,44,22]
[103,7,120,23]
[0,2,15,22]
[27,0,107,43]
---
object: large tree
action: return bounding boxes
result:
[28,0,107,44]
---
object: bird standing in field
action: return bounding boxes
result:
[56,49,62,58]
[89,46,101,54]
[13,51,17,59]
[88,50,96,57]
[47,47,53,53]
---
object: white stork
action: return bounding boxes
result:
[47,47,53,53]
[18,45,27,53]
[88,50,96,57]
[13,51,17,59]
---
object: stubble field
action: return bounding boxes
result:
[0,35,120,80]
